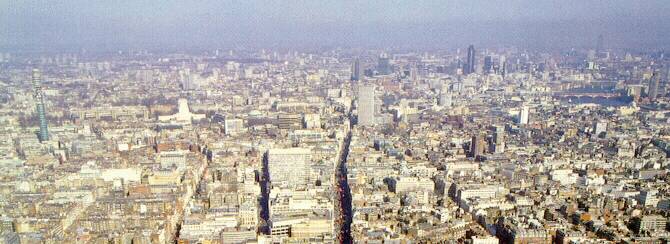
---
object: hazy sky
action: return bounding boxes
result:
[2,0,669,51]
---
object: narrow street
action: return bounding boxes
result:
[259,152,270,235]
[336,130,353,243]
[336,104,355,243]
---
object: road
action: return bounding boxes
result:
[337,104,354,243]
[336,130,353,243]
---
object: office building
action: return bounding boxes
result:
[267,148,311,188]
[357,84,375,126]
[277,113,302,130]
[648,71,660,101]
[634,215,667,234]
[518,106,529,125]
[492,125,505,153]
[483,56,494,74]
[351,58,361,81]
[465,45,476,74]
[393,177,435,194]
[500,55,507,77]
[377,53,392,75]
[639,189,659,207]
[470,135,486,158]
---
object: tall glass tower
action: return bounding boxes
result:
[648,71,660,102]
[376,53,392,75]
[32,69,49,142]
[466,45,476,74]
[351,58,361,81]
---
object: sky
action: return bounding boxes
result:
[1,0,669,52]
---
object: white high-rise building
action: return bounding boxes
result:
[267,148,311,188]
[518,106,529,125]
[358,84,375,126]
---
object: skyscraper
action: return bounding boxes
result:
[492,125,505,153]
[648,71,660,102]
[377,52,392,75]
[465,45,476,74]
[500,55,507,78]
[357,84,375,126]
[483,55,494,74]
[351,58,361,81]
[470,134,485,158]
[32,69,49,142]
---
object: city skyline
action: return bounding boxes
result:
[0,1,669,244]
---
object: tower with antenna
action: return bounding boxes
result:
[32,69,49,142]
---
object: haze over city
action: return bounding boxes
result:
[2,0,670,51]
[0,1,669,244]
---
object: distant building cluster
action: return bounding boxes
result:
[0,45,669,244]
